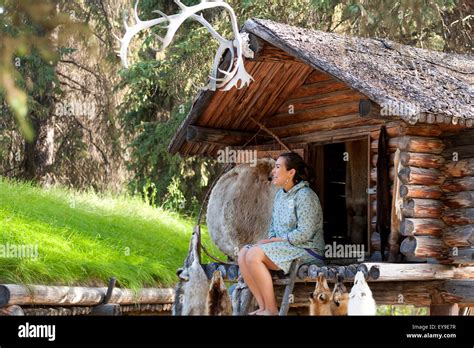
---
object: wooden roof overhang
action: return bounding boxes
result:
[168,19,474,157]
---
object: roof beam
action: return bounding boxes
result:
[186,125,257,146]
[248,33,305,64]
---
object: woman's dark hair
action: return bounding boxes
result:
[278,152,315,185]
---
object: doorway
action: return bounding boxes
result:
[309,138,369,247]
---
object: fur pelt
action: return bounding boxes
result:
[205,270,232,316]
[330,274,349,316]
[309,274,332,316]
[348,271,377,315]
[172,231,209,316]
[376,125,391,261]
[206,158,278,258]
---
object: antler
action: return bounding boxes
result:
[118,0,254,91]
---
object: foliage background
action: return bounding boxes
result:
[0,0,472,217]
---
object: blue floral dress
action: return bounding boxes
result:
[258,180,325,274]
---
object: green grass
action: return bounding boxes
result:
[0,177,224,290]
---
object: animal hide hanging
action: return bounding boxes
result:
[389,149,403,261]
[376,125,391,261]
[172,227,209,316]
[205,270,232,316]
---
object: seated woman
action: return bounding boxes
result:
[238,152,325,315]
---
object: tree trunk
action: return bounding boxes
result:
[23,114,55,181]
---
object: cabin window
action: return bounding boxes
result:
[309,138,369,253]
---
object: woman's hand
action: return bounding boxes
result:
[257,239,272,245]
[257,237,284,244]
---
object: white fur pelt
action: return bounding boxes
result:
[206,158,277,258]
[173,230,209,316]
[348,271,377,315]
[180,258,209,315]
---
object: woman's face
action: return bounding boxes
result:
[271,157,295,187]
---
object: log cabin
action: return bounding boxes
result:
[169,19,474,315]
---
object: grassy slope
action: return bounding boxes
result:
[0,177,224,289]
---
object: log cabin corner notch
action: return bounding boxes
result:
[168,18,473,268]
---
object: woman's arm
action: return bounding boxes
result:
[257,237,284,244]
[267,194,277,239]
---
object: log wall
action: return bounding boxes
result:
[441,130,474,264]
[370,125,474,264]
[369,123,449,261]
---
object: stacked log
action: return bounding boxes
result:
[288,263,377,283]
[0,285,175,306]
[370,123,448,261]
[441,130,474,264]
[203,263,240,281]
[17,303,173,316]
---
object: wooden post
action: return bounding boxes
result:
[279,259,300,316]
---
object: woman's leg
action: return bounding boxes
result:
[237,246,265,313]
[246,246,280,315]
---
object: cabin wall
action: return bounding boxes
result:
[441,129,474,264]
[370,123,474,264]
[369,122,447,262]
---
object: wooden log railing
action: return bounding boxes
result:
[0,285,175,307]
[202,262,474,283]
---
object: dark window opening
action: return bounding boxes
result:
[309,138,369,249]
